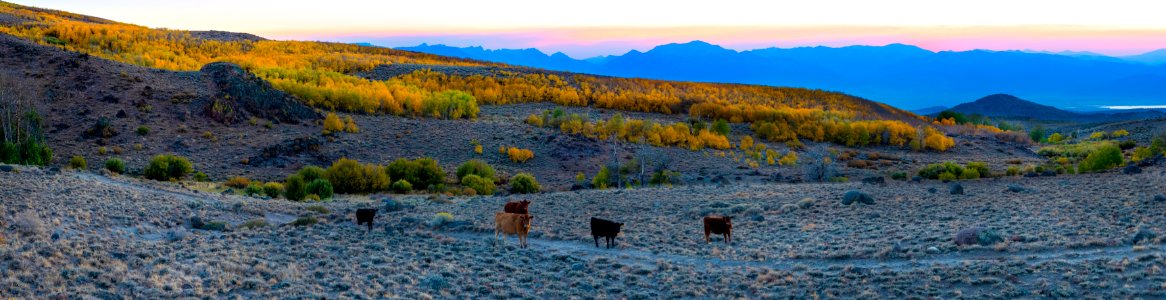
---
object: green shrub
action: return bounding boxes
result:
[890,172,908,180]
[510,173,540,194]
[306,194,321,201]
[69,155,87,169]
[1078,143,1123,173]
[391,179,412,193]
[917,162,965,180]
[263,182,284,199]
[324,158,388,194]
[143,154,192,181]
[937,172,957,182]
[306,205,330,214]
[306,179,334,200]
[1119,140,1137,150]
[649,170,682,186]
[1132,147,1154,162]
[224,176,251,188]
[1037,141,1115,158]
[0,140,52,166]
[456,159,495,180]
[291,216,318,226]
[592,166,612,189]
[429,212,455,227]
[958,169,980,180]
[296,166,326,182]
[1006,166,1020,176]
[711,119,731,136]
[103,158,125,174]
[244,183,264,197]
[136,126,150,136]
[460,174,495,195]
[239,219,268,230]
[284,174,307,201]
[200,221,228,231]
[388,157,445,188]
[965,162,990,178]
[193,171,208,182]
[829,176,849,183]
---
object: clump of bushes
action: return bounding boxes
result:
[284,175,307,201]
[69,155,86,169]
[429,212,455,228]
[143,154,192,181]
[193,171,209,182]
[306,179,334,200]
[1078,143,1123,173]
[104,158,125,174]
[291,216,318,226]
[509,173,540,194]
[917,161,989,181]
[505,147,534,163]
[460,174,495,195]
[456,159,495,181]
[391,179,413,193]
[243,183,264,197]
[239,219,268,230]
[306,205,330,214]
[324,158,388,194]
[224,176,251,188]
[387,157,445,190]
[891,172,908,180]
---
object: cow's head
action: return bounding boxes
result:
[519,200,532,208]
[723,216,733,224]
[616,222,624,231]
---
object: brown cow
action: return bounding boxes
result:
[495,212,533,248]
[703,216,733,244]
[503,200,531,214]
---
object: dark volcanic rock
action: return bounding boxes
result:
[199,62,320,125]
[247,136,327,168]
[1122,164,1142,175]
[861,176,885,185]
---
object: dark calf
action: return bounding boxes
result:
[356,208,377,232]
[703,216,733,244]
[590,217,624,248]
[503,200,531,214]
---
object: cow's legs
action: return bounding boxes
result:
[594,235,600,248]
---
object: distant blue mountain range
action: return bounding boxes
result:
[395,41,1166,110]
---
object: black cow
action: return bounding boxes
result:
[590,217,624,248]
[356,208,377,232]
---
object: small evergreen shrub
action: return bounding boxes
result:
[69,155,87,169]
[509,173,540,194]
[306,179,334,200]
[296,166,326,183]
[136,126,150,136]
[456,159,496,180]
[284,175,307,201]
[193,171,209,182]
[391,179,412,193]
[104,158,125,174]
[244,183,264,197]
[263,182,284,199]
[460,174,495,195]
[143,154,192,181]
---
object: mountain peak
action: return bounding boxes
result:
[646,40,735,56]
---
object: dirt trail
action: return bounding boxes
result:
[444,231,1159,272]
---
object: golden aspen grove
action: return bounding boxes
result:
[0,2,957,151]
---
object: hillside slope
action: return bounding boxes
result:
[947,94,1166,122]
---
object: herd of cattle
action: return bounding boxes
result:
[352,199,734,248]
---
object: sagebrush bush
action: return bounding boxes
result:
[456,159,495,180]
[306,205,330,214]
[263,182,284,199]
[391,179,412,193]
[506,147,534,163]
[224,176,251,188]
[69,155,86,169]
[284,175,307,201]
[306,179,334,200]
[460,174,495,195]
[193,171,209,182]
[291,216,318,226]
[143,154,192,181]
[323,112,344,135]
[136,126,149,136]
[917,162,965,180]
[891,172,908,180]
[1078,143,1123,173]
[104,158,125,174]
[965,162,990,178]
[509,173,540,194]
[240,219,268,230]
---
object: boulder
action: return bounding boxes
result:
[0,165,13,172]
[949,182,964,195]
[1122,164,1142,175]
[1006,184,1025,193]
[842,190,874,205]
[1154,195,1166,202]
[1132,229,1158,244]
[910,176,923,183]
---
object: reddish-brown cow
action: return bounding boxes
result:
[503,200,531,214]
[703,216,733,244]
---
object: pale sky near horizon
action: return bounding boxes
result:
[13,0,1166,58]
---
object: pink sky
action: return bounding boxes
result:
[273,25,1166,58]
